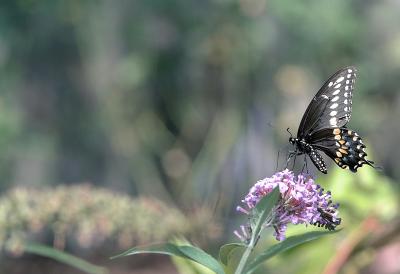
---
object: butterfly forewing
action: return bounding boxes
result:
[297,66,357,138]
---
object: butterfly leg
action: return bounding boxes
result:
[285,148,299,167]
[305,155,309,173]
[285,151,294,169]
[292,154,297,170]
[285,154,291,169]
[286,149,305,171]
[275,149,281,172]
[301,154,309,174]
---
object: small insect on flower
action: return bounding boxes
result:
[235,169,341,241]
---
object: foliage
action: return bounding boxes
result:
[263,167,399,274]
[0,184,219,254]
[23,242,107,274]
[0,1,399,273]
[112,188,339,274]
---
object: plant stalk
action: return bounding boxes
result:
[234,188,278,274]
[235,216,273,273]
[234,239,254,274]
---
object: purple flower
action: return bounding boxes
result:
[235,169,341,241]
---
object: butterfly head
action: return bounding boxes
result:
[287,128,296,145]
[289,137,296,145]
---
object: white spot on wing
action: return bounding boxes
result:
[330,111,337,116]
[344,99,348,104]
[330,117,337,126]
[348,69,352,73]
[330,103,338,109]
[321,95,329,99]
[344,92,348,97]
[334,83,341,88]
[332,89,340,95]
[328,82,333,87]
[347,74,351,78]
[336,76,345,83]
[331,96,339,102]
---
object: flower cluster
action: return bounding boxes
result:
[235,169,341,241]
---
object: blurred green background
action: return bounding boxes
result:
[0,0,400,273]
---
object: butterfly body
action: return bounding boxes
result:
[289,137,328,173]
[289,66,376,173]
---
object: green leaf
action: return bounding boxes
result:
[110,242,183,259]
[225,245,245,274]
[172,255,216,274]
[218,243,246,274]
[219,243,245,266]
[245,230,341,274]
[251,187,281,238]
[111,243,225,274]
[177,245,225,274]
[23,242,107,274]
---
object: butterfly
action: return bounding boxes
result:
[288,66,376,174]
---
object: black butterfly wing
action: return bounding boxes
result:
[308,127,375,172]
[297,67,357,138]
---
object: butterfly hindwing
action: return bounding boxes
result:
[297,67,357,138]
[309,127,374,172]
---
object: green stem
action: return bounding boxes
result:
[234,187,279,274]
[234,240,254,274]
[234,215,274,273]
